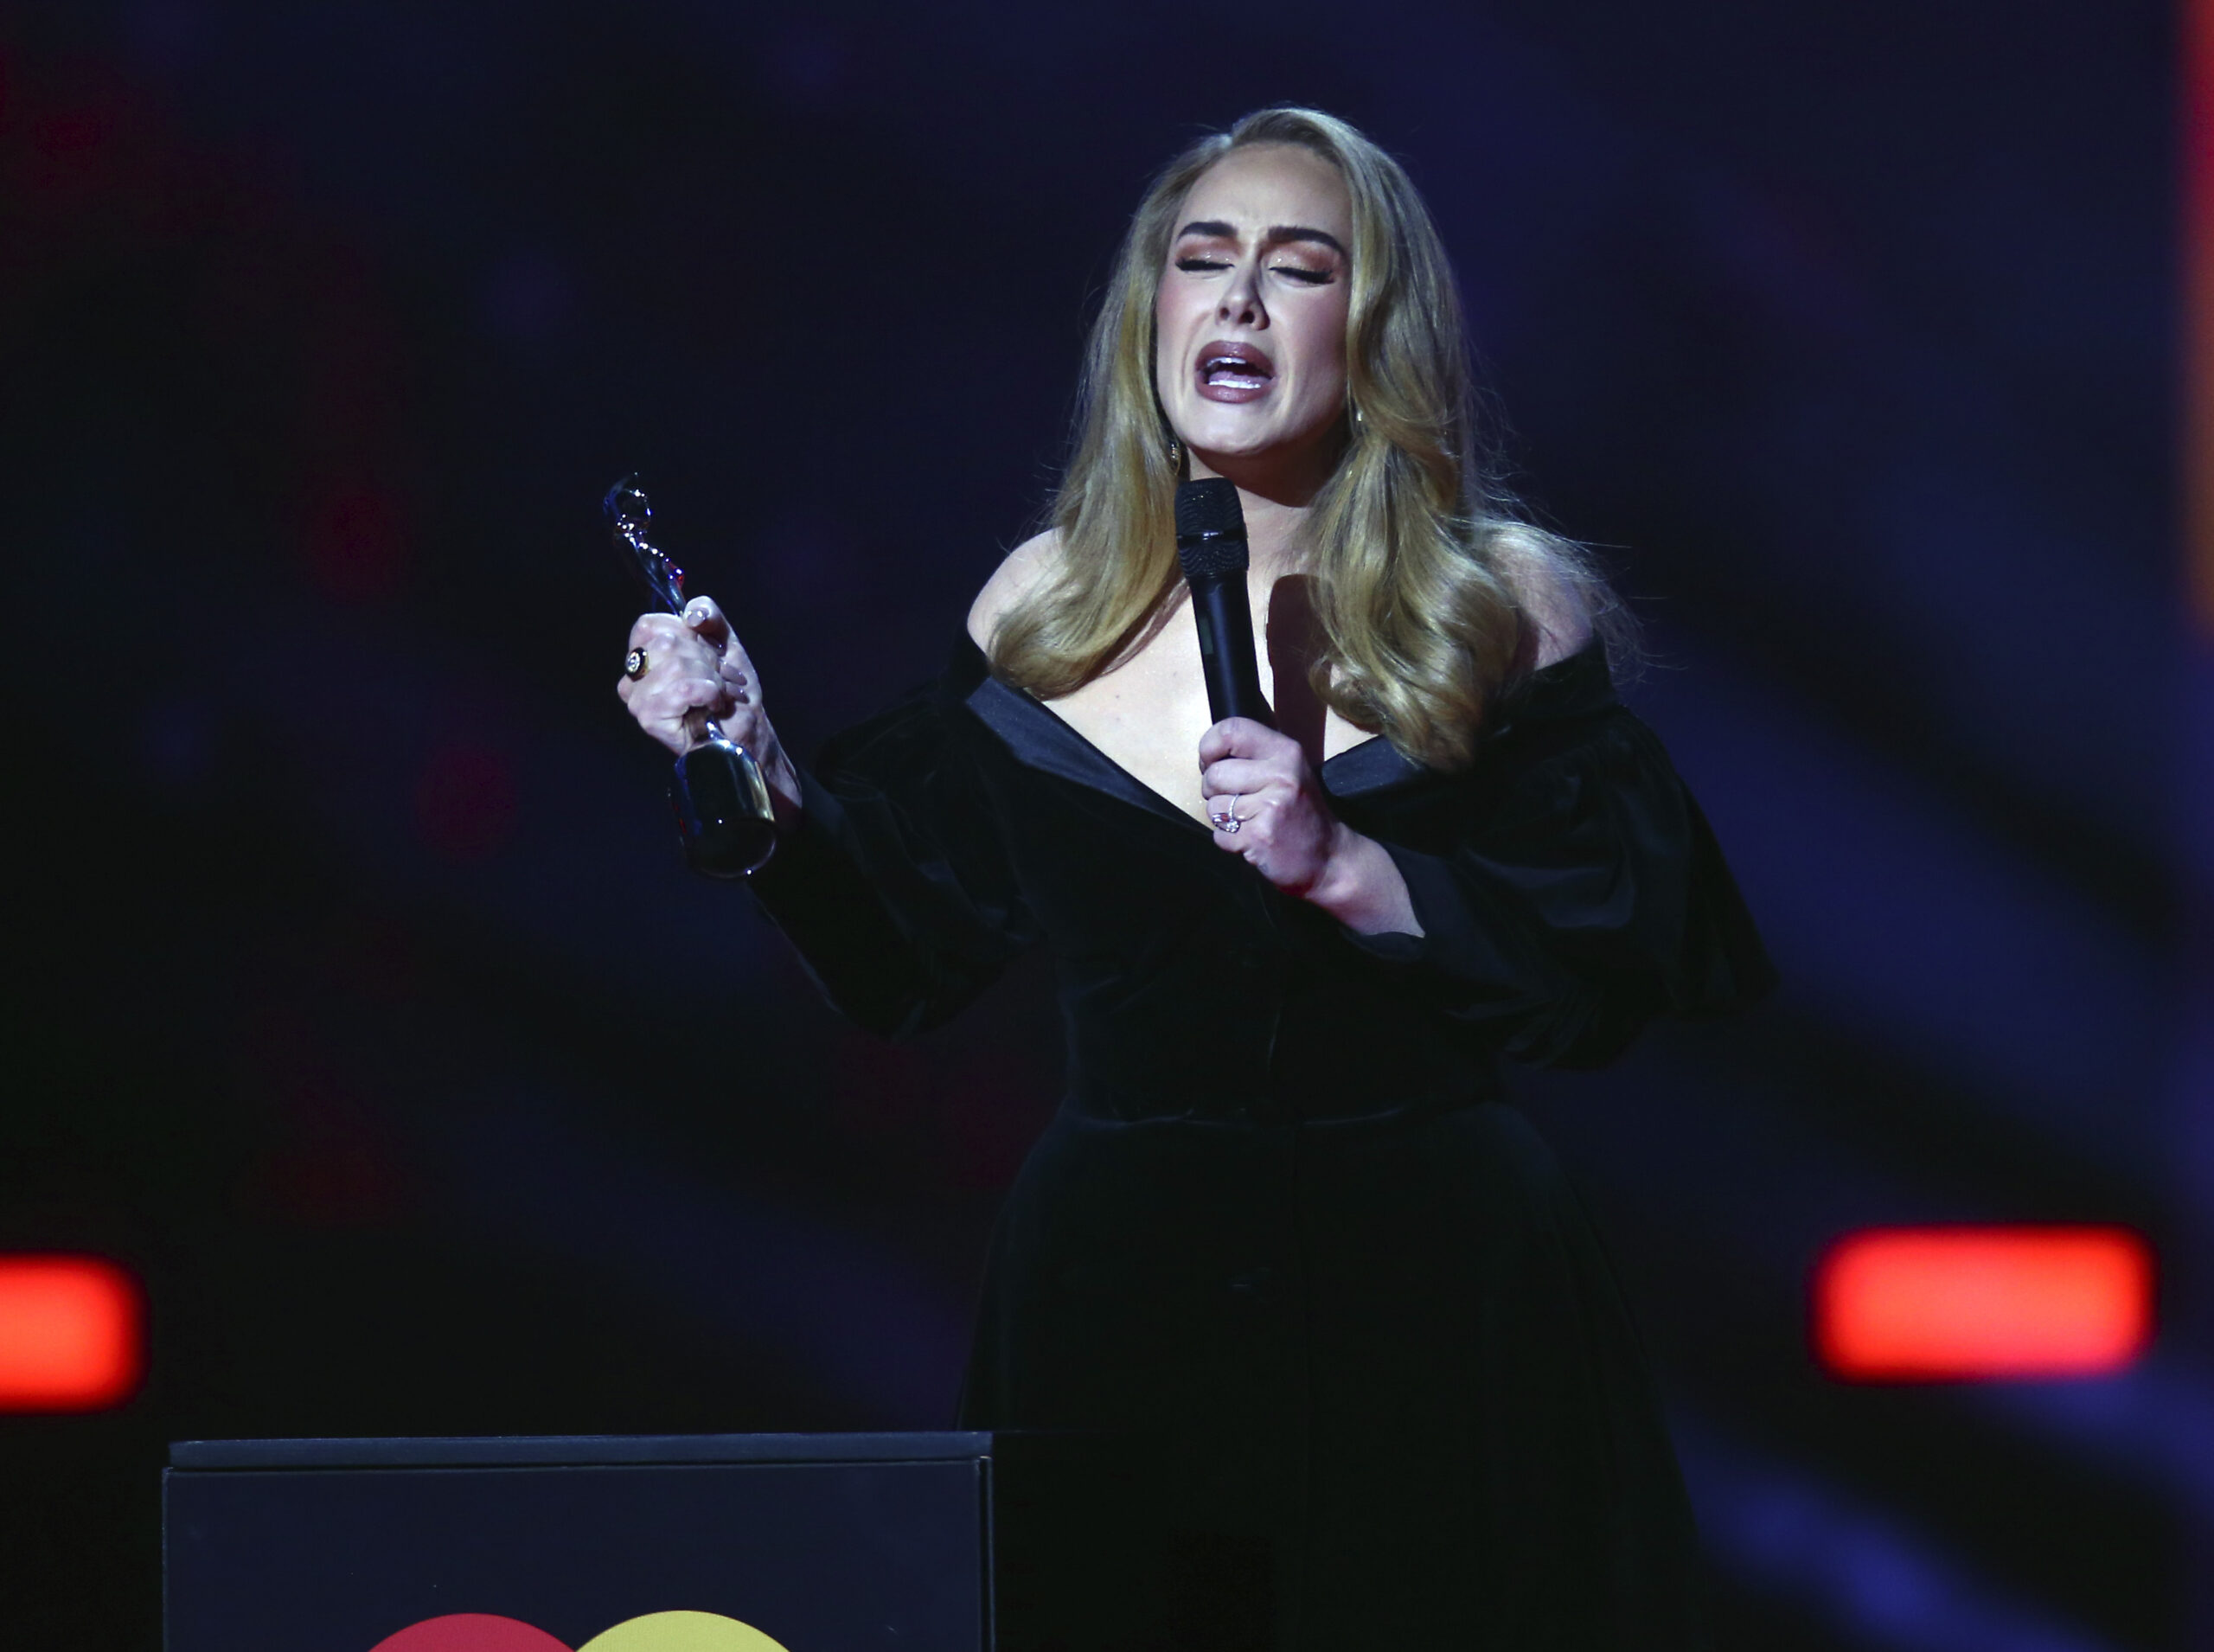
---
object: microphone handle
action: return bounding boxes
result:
[1188,570,1275,728]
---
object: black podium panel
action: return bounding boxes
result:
[165,1434,991,1652]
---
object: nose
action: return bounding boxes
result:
[1218,257,1266,328]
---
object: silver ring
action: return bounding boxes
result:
[624,647,649,680]
[1212,800,1242,834]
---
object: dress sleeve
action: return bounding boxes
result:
[745,674,1037,1041]
[1328,669,1776,1069]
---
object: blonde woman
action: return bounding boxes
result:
[621,107,1771,1648]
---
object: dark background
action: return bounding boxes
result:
[0,1,2199,1648]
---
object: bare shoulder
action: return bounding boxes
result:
[967,528,1064,650]
[1492,526,1594,669]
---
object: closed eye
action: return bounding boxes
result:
[1271,266,1332,285]
[1175,255,1232,272]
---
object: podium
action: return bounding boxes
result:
[164,1431,1174,1652]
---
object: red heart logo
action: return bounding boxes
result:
[371,1619,572,1652]
[371,1611,790,1651]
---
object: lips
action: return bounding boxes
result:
[1193,339,1275,403]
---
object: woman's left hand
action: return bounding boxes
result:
[1199,720,1420,935]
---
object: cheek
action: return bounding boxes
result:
[1155,287,1199,361]
[1153,295,1181,399]
[1294,309,1351,404]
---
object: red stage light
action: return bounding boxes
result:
[1814,1226,2151,1381]
[0,1255,145,1411]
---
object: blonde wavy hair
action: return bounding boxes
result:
[988,106,1627,772]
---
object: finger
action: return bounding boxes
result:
[1197,717,1290,765]
[625,620,726,693]
[676,676,729,713]
[1198,756,1287,800]
[1210,816,1272,873]
[1207,791,1281,832]
[683,596,731,648]
[628,611,688,651]
[638,676,728,722]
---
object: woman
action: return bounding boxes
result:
[620,107,1771,1649]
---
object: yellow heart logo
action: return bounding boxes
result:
[370,1611,790,1651]
[579,1614,790,1652]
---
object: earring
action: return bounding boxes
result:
[1352,404,1365,426]
[1166,436,1183,468]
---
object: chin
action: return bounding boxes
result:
[1191,418,1339,469]
[1178,413,1283,458]
[1190,438,1276,464]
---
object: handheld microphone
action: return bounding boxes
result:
[1174,477,1275,729]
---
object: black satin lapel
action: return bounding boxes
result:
[1325,643,1616,800]
[963,675,1199,830]
[956,626,1442,814]
[1498,641,1616,724]
[1321,737,1424,799]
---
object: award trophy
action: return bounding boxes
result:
[605,475,778,877]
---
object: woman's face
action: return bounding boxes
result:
[1155,144,1354,490]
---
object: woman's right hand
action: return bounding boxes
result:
[617,597,803,821]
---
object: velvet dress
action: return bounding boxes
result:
[746,630,1774,1649]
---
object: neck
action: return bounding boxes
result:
[1187,439,1338,577]
[1225,487,1310,579]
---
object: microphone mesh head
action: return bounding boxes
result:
[1174,478,1249,579]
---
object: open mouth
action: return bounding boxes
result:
[1195,340,1275,399]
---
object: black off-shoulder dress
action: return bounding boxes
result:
[747,631,1774,1650]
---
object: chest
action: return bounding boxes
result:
[1042,585,1372,828]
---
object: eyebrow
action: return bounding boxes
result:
[1175,219,1347,257]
